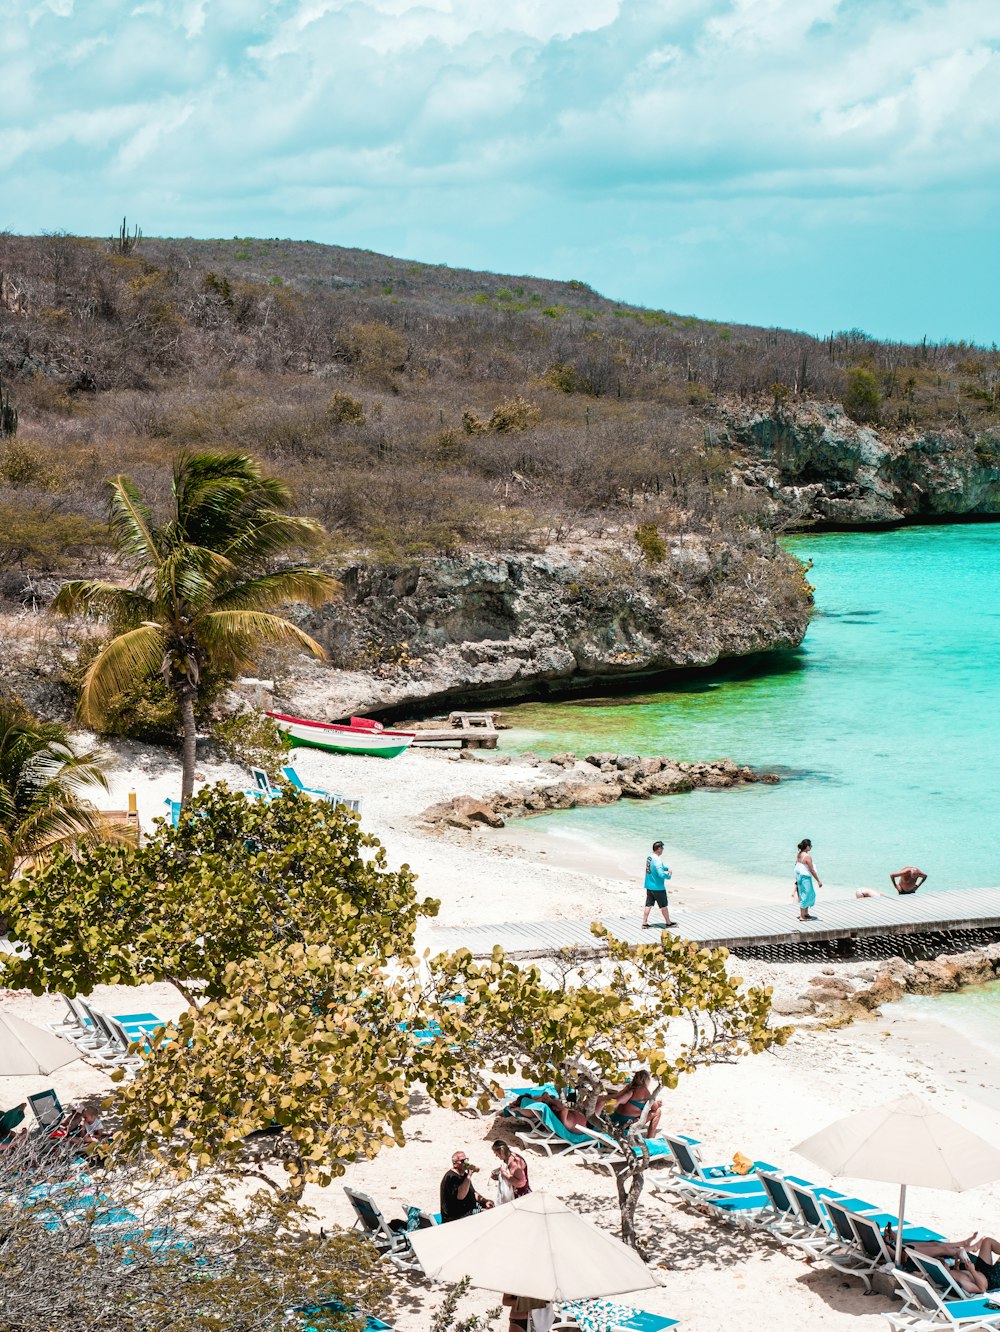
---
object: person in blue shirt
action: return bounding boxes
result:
[642,840,675,928]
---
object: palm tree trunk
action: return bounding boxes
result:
[179,689,198,804]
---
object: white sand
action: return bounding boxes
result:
[4,739,1000,1332]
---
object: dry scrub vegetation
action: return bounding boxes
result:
[1,228,997,603]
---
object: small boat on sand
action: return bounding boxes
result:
[265,711,416,759]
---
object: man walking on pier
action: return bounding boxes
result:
[642,840,675,929]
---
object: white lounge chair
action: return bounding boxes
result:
[886,1272,1000,1331]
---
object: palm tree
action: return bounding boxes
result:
[0,698,109,890]
[54,452,340,802]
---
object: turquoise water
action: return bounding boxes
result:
[905,982,1000,1051]
[501,525,1000,893]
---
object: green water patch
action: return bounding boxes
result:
[501,525,1000,893]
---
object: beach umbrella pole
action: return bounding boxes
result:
[895,1184,906,1267]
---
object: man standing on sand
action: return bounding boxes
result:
[642,840,675,928]
[891,866,927,895]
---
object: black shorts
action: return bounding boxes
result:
[973,1255,1000,1290]
[645,889,669,907]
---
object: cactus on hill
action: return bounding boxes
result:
[0,379,18,438]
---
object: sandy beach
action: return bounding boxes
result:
[4,739,1000,1332]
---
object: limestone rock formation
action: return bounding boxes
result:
[724,403,1000,526]
[277,537,811,720]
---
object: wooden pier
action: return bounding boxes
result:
[409,711,501,750]
[428,886,1000,959]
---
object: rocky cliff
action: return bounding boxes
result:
[724,402,1000,526]
[277,534,811,720]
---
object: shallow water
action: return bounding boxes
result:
[500,525,1000,893]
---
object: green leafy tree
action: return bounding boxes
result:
[842,367,882,425]
[0,1136,388,1332]
[0,696,109,892]
[112,941,471,1195]
[0,784,430,1004]
[429,927,791,1250]
[53,452,340,802]
[1,786,471,1196]
[211,709,291,772]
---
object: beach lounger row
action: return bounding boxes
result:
[649,1137,986,1323]
[49,993,165,1072]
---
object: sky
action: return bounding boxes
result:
[2,0,999,345]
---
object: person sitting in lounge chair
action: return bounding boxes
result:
[884,1228,1000,1294]
[604,1070,662,1138]
[63,1105,109,1143]
[507,1091,588,1133]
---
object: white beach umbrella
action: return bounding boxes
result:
[793,1093,1000,1265]
[0,1011,81,1076]
[408,1191,658,1301]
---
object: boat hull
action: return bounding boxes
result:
[267,713,414,759]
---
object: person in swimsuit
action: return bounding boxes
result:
[604,1069,662,1137]
[890,866,927,895]
[883,1229,1000,1295]
[491,1140,531,1198]
[794,838,821,921]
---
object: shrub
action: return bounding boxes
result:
[0,505,107,570]
[325,390,366,426]
[212,709,290,771]
[635,522,667,565]
[462,396,541,435]
[346,321,409,386]
[64,639,226,743]
[544,362,598,395]
[842,367,882,424]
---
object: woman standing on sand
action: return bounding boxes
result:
[794,838,821,921]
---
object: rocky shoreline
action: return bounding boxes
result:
[418,749,776,830]
[770,942,1000,1024]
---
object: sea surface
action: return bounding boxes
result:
[500,524,1000,894]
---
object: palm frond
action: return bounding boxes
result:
[78,624,167,726]
[108,475,162,569]
[18,748,110,798]
[220,514,328,566]
[51,581,154,629]
[156,545,234,615]
[197,610,327,672]
[213,569,341,613]
[174,452,294,546]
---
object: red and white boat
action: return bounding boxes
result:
[265,711,416,759]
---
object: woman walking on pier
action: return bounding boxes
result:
[795,838,821,921]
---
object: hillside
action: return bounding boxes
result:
[0,229,995,718]
[2,230,998,572]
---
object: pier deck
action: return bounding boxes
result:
[428,886,1000,958]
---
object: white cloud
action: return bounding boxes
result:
[2,0,999,339]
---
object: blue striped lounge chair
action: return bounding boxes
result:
[556,1300,680,1331]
